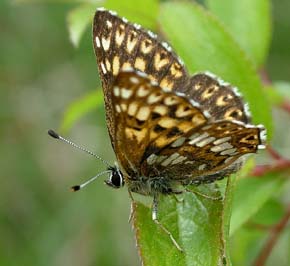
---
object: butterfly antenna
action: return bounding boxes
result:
[71,170,111,192]
[48,129,111,167]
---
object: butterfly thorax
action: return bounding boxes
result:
[125,175,182,196]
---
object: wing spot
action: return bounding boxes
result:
[220,148,237,155]
[127,31,138,53]
[161,153,179,166]
[164,96,179,106]
[136,106,150,121]
[147,92,163,104]
[191,113,206,126]
[170,62,183,78]
[171,137,186,147]
[201,85,219,99]
[198,164,207,170]
[225,108,243,119]
[160,78,174,90]
[154,52,170,70]
[195,137,216,147]
[101,62,107,74]
[211,142,233,152]
[101,37,111,51]
[115,104,121,113]
[128,102,138,116]
[120,103,127,111]
[140,39,153,54]
[113,86,120,97]
[158,117,178,128]
[121,88,133,99]
[134,57,146,71]
[216,94,233,106]
[175,105,193,117]
[112,56,120,76]
[105,59,111,71]
[171,155,187,165]
[213,136,231,145]
[122,62,132,71]
[137,86,150,97]
[129,76,139,84]
[189,133,209,145]
[147,154,157,165]
[95,36,101,47]
[106,20,112,28]
[115,25,125,46]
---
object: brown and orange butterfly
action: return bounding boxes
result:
[50,8,266,251]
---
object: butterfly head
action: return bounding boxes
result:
[105,165,124,189]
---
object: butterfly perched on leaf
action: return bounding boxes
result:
[84,7,267,251]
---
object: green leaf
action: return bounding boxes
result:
[230,173,285,236]
[133,185,229,266]
[105,0,158,29]
[206,0,272,67]
[159,2,272,137]
[60,90,103,133]
[250,198,285,226]
[67,3,98,47]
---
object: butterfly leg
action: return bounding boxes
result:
[185,188,222,201]
[152,195,183,252]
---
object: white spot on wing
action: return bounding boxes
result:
[211,142,233,152]
[102,37,110,51]
[121,88,133,99]
[97,7,106,11]
[213,136,231,145]
[198,164,207,170]
[113,86,120,97]
[133,23,141,30]
[171,137,186,148]
[115,104,121,113]
[220,148,237,155]
[109,10,117,16]
[95,36,101,48]
[147,30,157,39]
[195,137,216,147]
[129,76,139,84]
[106,20,112,28]
[101,62,107,74]
[189,133,209,145]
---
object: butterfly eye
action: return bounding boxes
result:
[105,168,124,189]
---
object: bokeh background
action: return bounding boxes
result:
[1,0,289,266]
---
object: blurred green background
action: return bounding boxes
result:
[1,0,289,266]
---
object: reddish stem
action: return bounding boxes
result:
[253,204,290,266]
[280,101,290,114]
[267,146,284,161]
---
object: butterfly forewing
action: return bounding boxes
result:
[93,9,189,147]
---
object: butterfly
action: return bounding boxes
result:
[92,7,266,251]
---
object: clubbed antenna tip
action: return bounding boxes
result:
[71,185,80,192]
[48,129,59,139]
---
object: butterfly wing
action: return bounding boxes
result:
[141,120,265,183]
[93,9,189,148]
[181,73,252,124]
[110,70,266,182]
